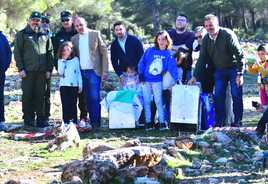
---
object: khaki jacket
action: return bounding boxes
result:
[71,29,108,77]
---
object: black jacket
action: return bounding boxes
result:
[111,34,144,76]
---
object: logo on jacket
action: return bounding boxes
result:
[149,58,163,76]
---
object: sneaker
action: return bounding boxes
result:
[0,122,8,132]
[159,123,169,131]
[145,123,153,131]
[78,119,87,128]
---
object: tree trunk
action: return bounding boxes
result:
[242,7,248,33]
[149,0,160,35]
[250,8,256,32]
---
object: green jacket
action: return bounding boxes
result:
[194,27,244,79]
[14,25,54,72]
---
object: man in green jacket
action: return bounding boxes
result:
[189,14,244,127]
[14,11,54,128]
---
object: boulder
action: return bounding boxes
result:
[62,146,163,183]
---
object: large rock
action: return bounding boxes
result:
[90,146,163,168]
[61,160,117,184]
[62,146,163,183]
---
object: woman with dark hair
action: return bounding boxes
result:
[138,31,178,130]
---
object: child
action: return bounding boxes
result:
[120,66,141,92]
[247,44,268,110]
[138,31,178,131]
[57,41,82,125]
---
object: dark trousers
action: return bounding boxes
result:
[78,90,88,120]
[22,71,46,125]
[163,89,171,123]
[44,78,51,120]
[60,86,78,124]
[256,108,268,134]
[0,72,5,122]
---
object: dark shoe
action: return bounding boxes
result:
[159,122,169,131]
[36,121,50,128]
[145,123,153,131]
[231,123,240,127]
[24,120,35,127]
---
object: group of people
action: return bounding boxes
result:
[0,10,267,134]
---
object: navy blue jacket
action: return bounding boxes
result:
[0,32,12,72]
[111,34,144,76]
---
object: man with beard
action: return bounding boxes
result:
[111,22,144,80]
[168,14,195,83]
[189,14,244,127]
[71,17,108,131]
[52,11,88,125]
[14,11,54,128]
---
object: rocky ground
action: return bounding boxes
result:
[0,58,268,184]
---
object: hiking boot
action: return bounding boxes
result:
[0,122,8,132]
[145,122,153,131]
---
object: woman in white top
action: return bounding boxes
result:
[57,41,82,124]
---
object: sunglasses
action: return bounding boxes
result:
[61,18,70,22]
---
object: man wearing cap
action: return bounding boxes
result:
[72,17,108,130]
[52,11,88,125]
[0,31,12,131]
[14,11,54,128]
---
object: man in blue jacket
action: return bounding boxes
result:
[0,31,12,131]
[111,21,144,82]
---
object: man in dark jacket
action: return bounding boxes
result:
[111,21,144,81]
[0,31,12,131]
[14,11,54,128]
[52,11,88,124]
[190,14,244,127]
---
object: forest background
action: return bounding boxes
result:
[1,0,268,43]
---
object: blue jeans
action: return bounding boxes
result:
[214,68,243,126]
[81,70,101,128]
[142,82,164,124]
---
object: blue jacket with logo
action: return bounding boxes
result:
[138,47,178,82]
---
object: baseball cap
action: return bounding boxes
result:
[60,11,72,21]
[30,11,42,20]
